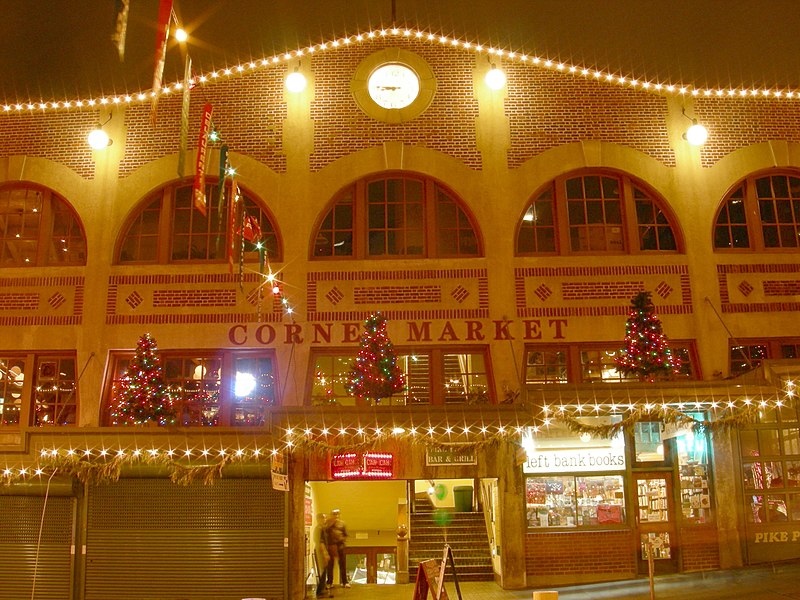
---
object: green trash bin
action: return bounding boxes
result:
[453,485,473,512]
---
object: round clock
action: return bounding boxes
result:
[351,49,436,123]
[368,63,420,110]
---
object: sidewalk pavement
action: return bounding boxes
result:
[326,559,800,599]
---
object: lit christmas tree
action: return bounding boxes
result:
[110,333,176,425]
[615,291,681,381]
[347,312,406,404]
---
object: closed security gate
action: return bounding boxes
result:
[85,478,286,600]
[0,496,75,600]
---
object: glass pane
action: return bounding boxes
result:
[312,355,355,406]
[575,475,625,525]
[525,476,576,527]
[346,552,368,585]
[634,422,665,462]
[640,532,671,560]
[0,358,25,426]
[376,553,396,584]
[524,349,567,383]
[442,352,489,404]
[34,356,77,426]
[636,478,669,523]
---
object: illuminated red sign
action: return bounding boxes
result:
[331,451,394,479]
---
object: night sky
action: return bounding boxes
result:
[0,1,798,104]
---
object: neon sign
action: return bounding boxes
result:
[331,451,394,479]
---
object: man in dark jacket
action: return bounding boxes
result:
[325,508,350,588]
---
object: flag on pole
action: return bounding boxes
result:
[192,103,213,216]
[150,0,174,125]
[241,213,262,243]
[111,0,130,62]
[177,55,192,177]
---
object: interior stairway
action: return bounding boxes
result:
[408,492,494,582]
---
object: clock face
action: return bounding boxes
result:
[368,63,420,109]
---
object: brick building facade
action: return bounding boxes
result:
[1,28,800,599]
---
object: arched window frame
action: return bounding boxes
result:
[516,170,684,256]
[713,170,800,252]
[311,172,483,260]
[115,179,281,264]
[0,183,87,267]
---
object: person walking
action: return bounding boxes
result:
[325,508,350,588]
[313,513,331,598]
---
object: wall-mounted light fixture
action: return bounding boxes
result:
[285,65,307,92]
[87,115,113,150]
[682,107,708,146]
[485,60,506,90]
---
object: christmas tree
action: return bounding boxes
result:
[615,291,681,380]
[347,312,406,404]
[110,333,176,425]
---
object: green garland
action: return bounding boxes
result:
[556,402,761,439]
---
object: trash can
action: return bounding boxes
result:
[453,485,473,512]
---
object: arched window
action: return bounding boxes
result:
[714,171,800,251]
[516,171,682,255]
[312,173,482,259]
[117,180,280,264]
[0,184,86,266]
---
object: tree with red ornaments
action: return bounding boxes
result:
[615,291,681,380]
[110,333,176,425]
[347,312,406,404]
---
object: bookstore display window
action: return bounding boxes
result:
[739,400,800,523]
[523,418,626,529]
[676,416,712,524]
[104,350,277,426]
[0,354,77,427]
[310,348,492,406]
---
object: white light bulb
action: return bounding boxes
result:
[234,372,257,397]
[174,28,188,43]
[685,122,708,146]
[87,128,110,150]
[285,71,307,92]
[485,66,506,90]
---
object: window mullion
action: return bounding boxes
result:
[35,190,54,267]
[554,177,570,255]
[621,177,638,254]
[158,187,173,263]
[746,179,766,251]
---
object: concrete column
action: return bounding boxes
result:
[497,441,527,588]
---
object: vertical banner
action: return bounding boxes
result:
[177,55,192,177]
[192,103,213,216]
[150,0,173,125]
[271,451,289,491]
[112,0,130,62]
[227,180,239,272]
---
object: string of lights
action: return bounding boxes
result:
[2,26,797,114]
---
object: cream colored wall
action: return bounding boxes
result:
[413,478,474,509]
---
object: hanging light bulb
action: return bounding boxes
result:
[485,63,506,90]
[684,121,708,146]
[87,124,111,150]
[174,28,188,43]
[286,67,307,92]
[681,108,708,146]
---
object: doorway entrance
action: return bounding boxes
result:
[306,479,406,587]
[634,473,678,574]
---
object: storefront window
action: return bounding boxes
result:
[740,399,800,523]
[676,419,712,524]
[523,418,626,529]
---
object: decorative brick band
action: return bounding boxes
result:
[0,293,39,310]
[107,313,282,325]
[716,263,800,274]
[354,285,442,304]
[562,281,643,300]
[515,263,691,317]
[763,280,800,296]
[722,302,800,313]
[0,275,84,326]
[308,268,489,321]
[153,289,237,307]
